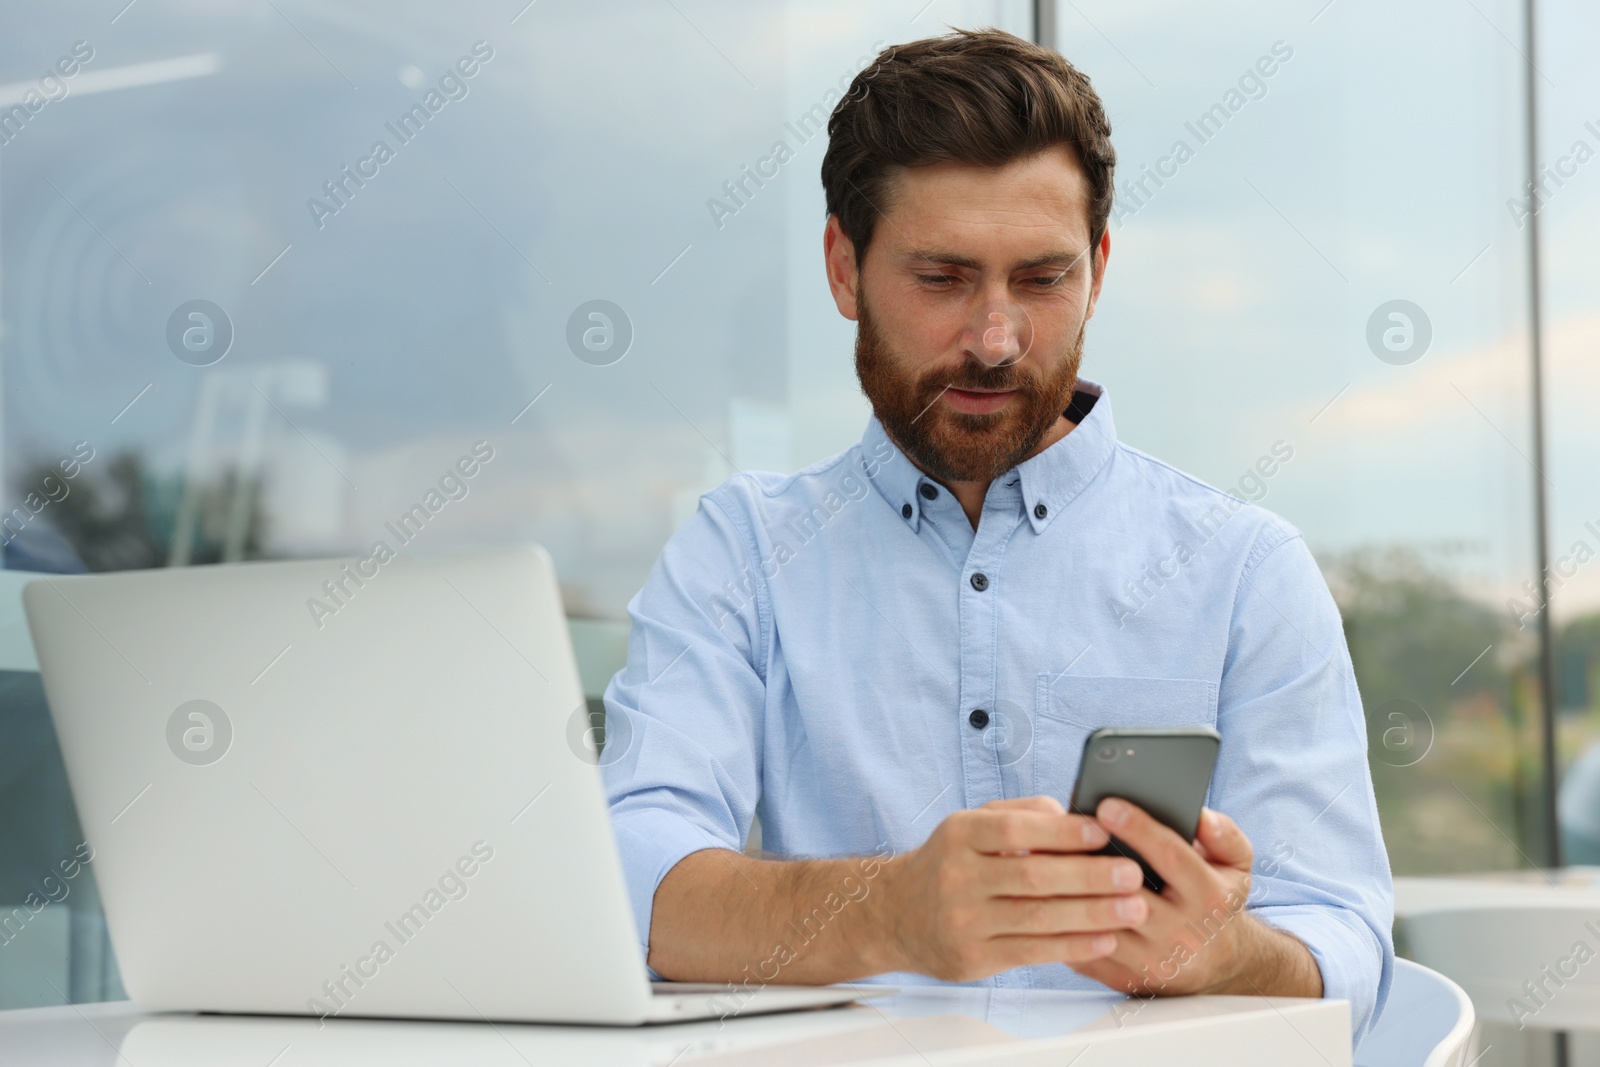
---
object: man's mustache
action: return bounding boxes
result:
[923,359,1036,396]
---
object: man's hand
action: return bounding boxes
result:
[873,795,1148,981]
[646,794,1321,996]
[1068,798,1323,998]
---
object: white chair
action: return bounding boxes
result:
[1354,958,1477,1067]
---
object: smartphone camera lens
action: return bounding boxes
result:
[1095,743,1118,762]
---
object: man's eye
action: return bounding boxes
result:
[1029,274,1067,288]
[917,274,957,285]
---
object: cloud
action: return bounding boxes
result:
[1310,313,1600,432]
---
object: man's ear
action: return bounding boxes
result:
[1085,228,1111,322]
[823,215,861,322]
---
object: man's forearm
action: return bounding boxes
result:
[1209,915,1324,998]
[647,847,901,984]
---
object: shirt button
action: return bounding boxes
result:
[970,572,989,591]
[969,709,990,729]
[902,503,913,519]
[1034,502,1048,519]
[919,483,938,500]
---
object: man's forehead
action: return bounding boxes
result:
[878,146,1092,258]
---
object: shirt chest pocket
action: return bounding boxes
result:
[1032,674,1219,811]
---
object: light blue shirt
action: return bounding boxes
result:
[601,379,1394,1040]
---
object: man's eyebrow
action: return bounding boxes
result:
[902,247,1091,271]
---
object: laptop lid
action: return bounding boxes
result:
[23,544,657,1024]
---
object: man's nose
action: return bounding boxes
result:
[966,297,1029,368]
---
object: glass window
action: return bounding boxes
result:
[0,0,1032,1008]
[1538,0,1600,868]
[1061,0,1550,874]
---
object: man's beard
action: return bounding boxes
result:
[854,293,1085,484]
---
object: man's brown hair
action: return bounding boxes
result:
[821,27,1116,270]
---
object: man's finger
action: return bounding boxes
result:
[986,853,1145,898]
[980,796,1066,816]
[1095,798,1207,888]
[986,893,1148,936]
[966,809,1109,854]
[988,931,1120,969]
[1071,954,1156,996]
[977,798,1072,857]
[1194,808,1253,870]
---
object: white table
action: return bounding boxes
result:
[0,988,1351,1065]
[1395,868,1600,1032]
[1394,866,1600,914]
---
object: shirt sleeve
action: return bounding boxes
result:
[1212,527,1395,1046]
[599,487,768,974]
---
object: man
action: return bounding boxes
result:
[601,27,1393,1041]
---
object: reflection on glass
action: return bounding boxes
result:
[0,0,1031,1008]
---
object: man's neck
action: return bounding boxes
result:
[939,413,1078,531]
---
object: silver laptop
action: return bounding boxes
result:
[23,545,885,1025]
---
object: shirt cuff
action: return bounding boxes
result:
[1252,903,1391,1044]
[609,805,740,979]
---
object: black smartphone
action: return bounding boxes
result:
[1069,726,1222,894]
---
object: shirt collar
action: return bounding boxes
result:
[861,377,1118,535]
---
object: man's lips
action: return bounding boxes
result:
[943,386,1017,415]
